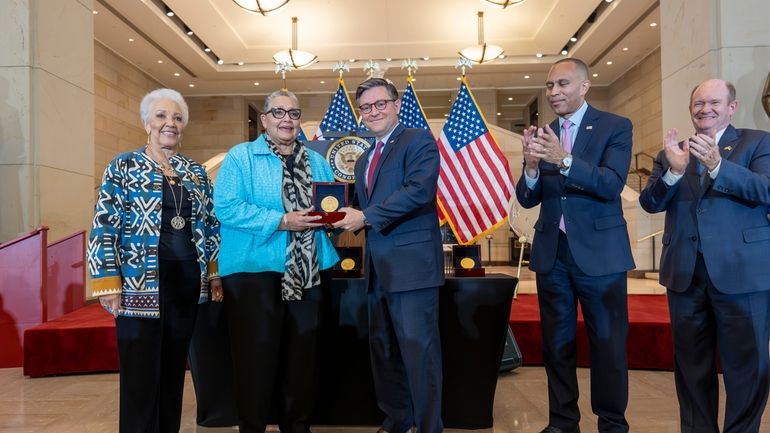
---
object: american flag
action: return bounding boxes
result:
[313,79,359,140]
[437,78,514,244]
[399,76,430,130]
[297,126,308,142]
[398,76,447,224]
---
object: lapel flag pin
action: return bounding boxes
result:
[723,146,732,151]
[585,125,593,130]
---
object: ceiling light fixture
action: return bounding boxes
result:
[128,38,135,42]
[165,7,174,17]
[459,11,504,64]
[570,35,578,42]
[237,61,245,65]
[649,22,657,27]
[185,27,194,36]
[204,47,211,53]
[535,53,543,58]
[622,47,629,51]
[524,75,530,79]
[217,59,225,65]
[92,10,98,15]
[385,58,392,61]
[231,0,289,16]
[188,84,195,87]
[592,73,599,77]
[273,17,318,69]
[174,72,181,77]
[254,82,260,86]
[561,49,568,55]
[481,0,526,8]
[606,60,613,65]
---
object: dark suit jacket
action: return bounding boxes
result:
[515,104,635,276]
[639,125,770,293]
[355,124,444,292]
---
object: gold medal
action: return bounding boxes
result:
[460,257,476,269]
[340,258,356,271]
[321,196,339,212]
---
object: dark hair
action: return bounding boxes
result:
[552,58,589,80]
[690,80,737,103]
[355,78,399,103]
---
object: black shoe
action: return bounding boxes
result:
[539,426,580,433]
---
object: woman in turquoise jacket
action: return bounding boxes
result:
[214,89,339,433]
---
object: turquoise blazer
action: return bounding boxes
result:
[214,134,339,277]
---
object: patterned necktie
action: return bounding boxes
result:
[367,141,384,196]
[559,119,573,233]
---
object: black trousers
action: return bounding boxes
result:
[115,259,200,433]
[223,271,327,433]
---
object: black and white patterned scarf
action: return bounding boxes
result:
[267,138,320,300]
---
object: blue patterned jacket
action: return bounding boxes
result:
[87,148,220,318]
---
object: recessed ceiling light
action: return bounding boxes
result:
[92,10,98,15]
[157,60,163,64]
[561,50,568,55]
[508,97,513,101]
[204,47,211,53]
[173,72,180,77]
[536,53,543,58]
[444,114,449,117]
[423,57,430,61]
[188,84,195,88]
[186,30,194,36]
[253,82,260,86]
[496,112,501,116]
[456,77,462,81]
[349,58,356,62]
[592,73,599,77]
[622,47,629,51]
[524,75,530,79]
[320,80,325,84]
[128,38,135,42]
[606,61,613,65]
[217,59,224,65]
[649,22,657,27]
[412,78,417,81]
[237,61,244,66]
[498,54,505,59]
[166,10,174,17]
[385,57,392,61]
[605,0,613,3]
[570,36,577,42]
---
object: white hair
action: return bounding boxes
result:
[139,88,189,125]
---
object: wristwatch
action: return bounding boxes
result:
[362,214,371,227]
[560,154,573,170]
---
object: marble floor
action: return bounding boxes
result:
[3,274,763,432]
[2,365,763,433]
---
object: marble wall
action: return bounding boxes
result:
[94,42,162,186]
[0,0,95,244]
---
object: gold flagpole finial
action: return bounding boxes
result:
[400,59,419,79]
[333,61,350,80]
[275,62,292,89]
[455,58,473,78]
[363,60,381,78]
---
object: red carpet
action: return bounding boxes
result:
[23,294,674,377]
[23,303,117,377]
[509,294,674,370]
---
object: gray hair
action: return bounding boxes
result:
[263,89,300,112]
[690,79,737,103]
[140,88,189,125]
[355,78,399,103]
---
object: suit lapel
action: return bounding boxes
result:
[570,106,597,159]
[718,124,739,161]
[368,124,404,197]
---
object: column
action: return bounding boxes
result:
[0,0,94,243]
[661,0,770,134]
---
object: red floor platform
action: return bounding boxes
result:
[509,294,674,370]
[23,294,674,377]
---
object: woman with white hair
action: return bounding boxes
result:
[87,88,222,432]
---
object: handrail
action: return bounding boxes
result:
[637,229,663,243]
[0,227,49,250]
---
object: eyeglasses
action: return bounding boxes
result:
[358,99,395,114]
[267,107,302,120]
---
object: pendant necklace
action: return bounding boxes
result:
[164,172,186,230]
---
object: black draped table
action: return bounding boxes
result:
[189,274,516,429]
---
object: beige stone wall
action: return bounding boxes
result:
[606,48,663,166]
[182,96,248,164]
[94,42,162,187]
